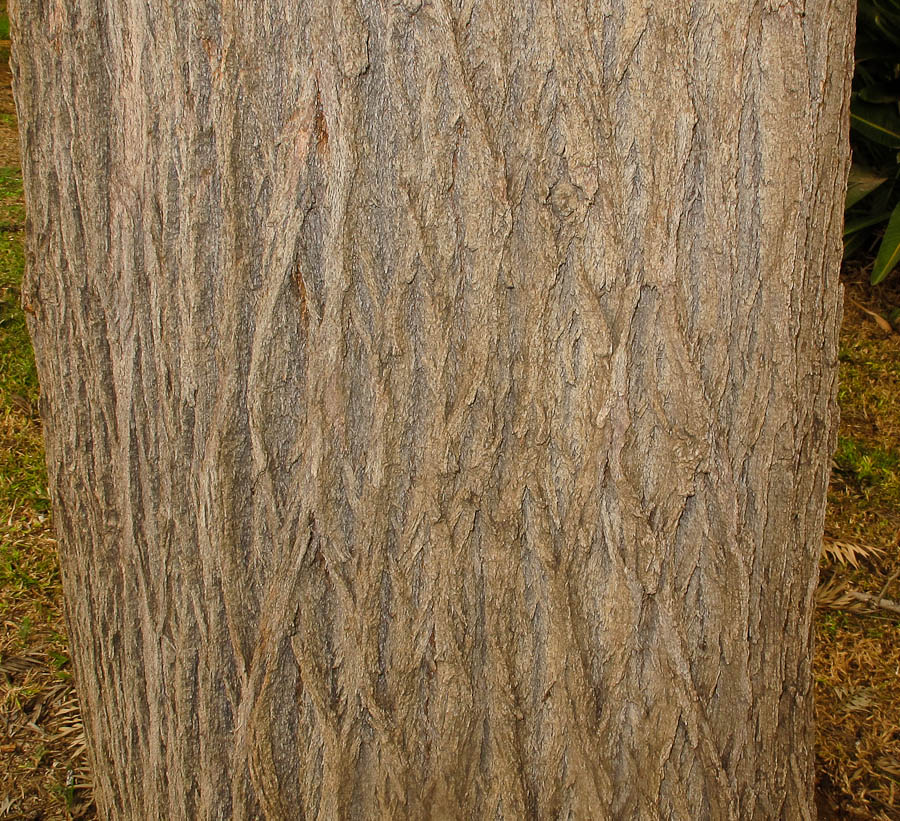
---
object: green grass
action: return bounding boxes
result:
[0,13,9,42]
[0,167,39,402]
[819,610,851,639]
[834,437,900,495]
[0,163,49,524]
[828,332,900,549]
[0,543,58,599]
[0,167,31,395]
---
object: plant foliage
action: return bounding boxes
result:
[846,0,900,284]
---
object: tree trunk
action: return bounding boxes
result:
[11,1,852,818]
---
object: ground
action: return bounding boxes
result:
[814,268,900,820]
[1,17,898,821]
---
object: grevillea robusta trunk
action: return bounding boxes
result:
[11,1,852,817]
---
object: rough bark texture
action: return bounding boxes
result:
[11,1,852,818]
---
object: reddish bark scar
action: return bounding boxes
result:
[294,263,309,329]
[314,88,328,151]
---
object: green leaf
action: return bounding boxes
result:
[871,202,900,284]
[855,44,900,63]
[846,164,889,207]
[851,100,900,147]
[859,84,900,104]
[871,1,900,29]
[844,211,891,236]
[873,14,900,47]
[844,231,869,258]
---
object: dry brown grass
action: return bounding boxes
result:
[815,269,900,820]
[0,512,93,820]
[0,407,92,817]
[0,393,95,816]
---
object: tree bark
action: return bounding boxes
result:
[11,1,852,818]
